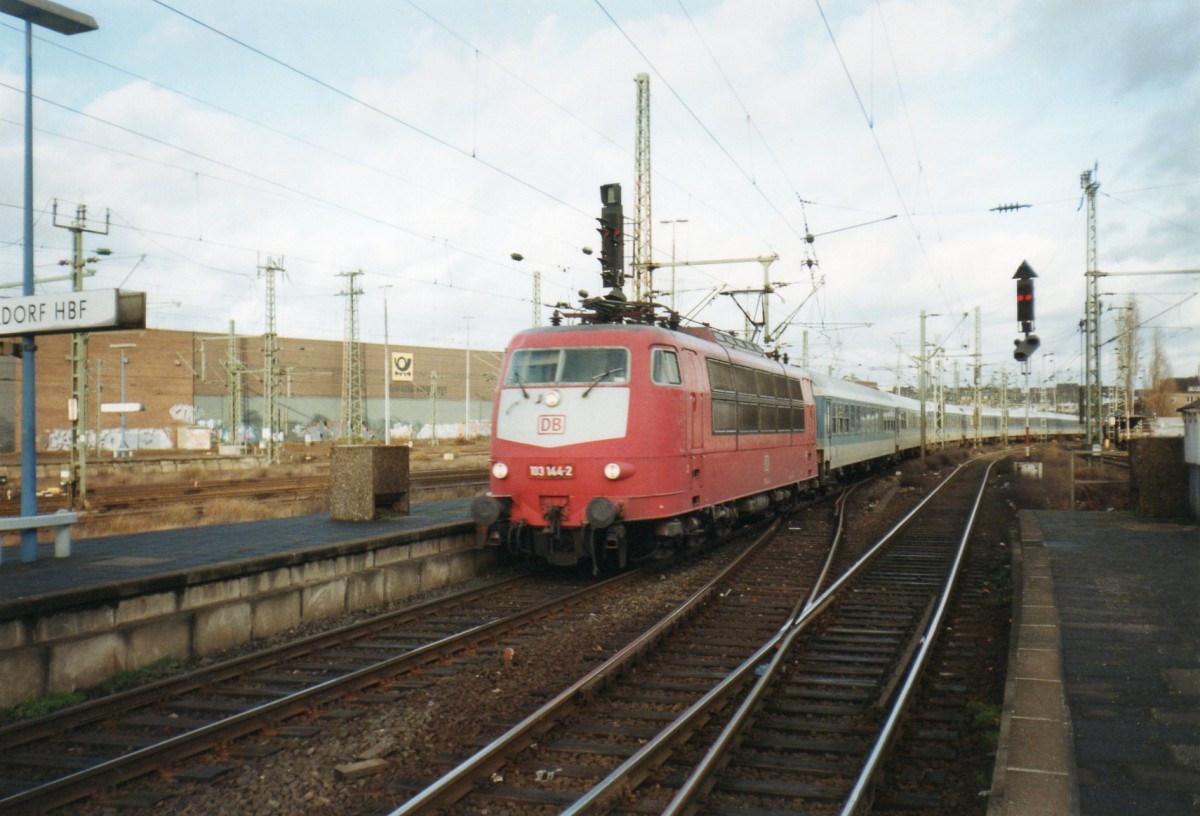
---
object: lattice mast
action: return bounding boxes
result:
[226,320,244,445]
[259,257,285,463]
[633,72,652,302]
[973,307,982,447]
[339,269,366,442]
[1081,167,1102,447]
[53,201,108,505]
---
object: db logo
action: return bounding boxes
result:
[538,415,566,434]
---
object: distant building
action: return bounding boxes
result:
[0,328,502,454]
[1162,377,1200,418]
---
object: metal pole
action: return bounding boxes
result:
[119,349,129,457]
[382,286,391,444]
[918,310,927,464]
[1024,361,1031,458]
[463,317,471,440]
[18,20,38,559]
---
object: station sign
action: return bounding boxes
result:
[392,351,414,382]
[0,289,146,336]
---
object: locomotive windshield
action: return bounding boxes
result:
[505,347,629,386]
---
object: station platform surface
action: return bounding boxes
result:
[0,498,473,609]
[992,510,1200,815]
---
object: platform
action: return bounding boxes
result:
[990,510,1200,815]
[0,499,490,708]
[0,498,473,609]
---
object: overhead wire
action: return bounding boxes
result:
[812,0,953,314]
[594,0,812,250]
[149,0,589,217]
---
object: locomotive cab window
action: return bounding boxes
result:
[651,348,682,385]
[505,347,629,386]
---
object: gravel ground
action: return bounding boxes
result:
[67,540,760,815]
[66,446,1107,816]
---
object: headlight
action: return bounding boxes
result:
[603,462,636,480]
[543,390,561,407]
[491,462,509,479]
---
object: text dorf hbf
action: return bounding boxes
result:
[0,298,89,326]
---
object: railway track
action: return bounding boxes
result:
[0,509,796,815]
[0,570,626,814]
[389,458,998,815]
[0,466,488,517]
[387,490,852,814]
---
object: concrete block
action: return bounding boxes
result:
[245,567,294,594]
[383,565,422,602]
[126,618,191,668]
[373,545,411,566]
[346,571,386,610]
[341,552,371,574]
[115,591,178,626]
[182,578,243,611]
[330,445,410,521]
[0,647,45,708]
[446,551,479,584]
[408,539,441,560]
[302,579,347,622]
[990,767,1072,816]
[1011,677,1067,721]
[49,633,125,692]
[34,605,116,642]
[1019,623,1061,651]
[300,558,339,585]
[419,558,451,592]
[1014,646,1062,680]
[253,592,302,639]
[194,602,253,654]
[0,619,26,650]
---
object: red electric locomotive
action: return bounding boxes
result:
[471,322,819,569]
[471,184,819,569]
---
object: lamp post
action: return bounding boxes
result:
[0,0,97,560]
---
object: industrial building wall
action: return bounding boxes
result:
[4,328,502,453]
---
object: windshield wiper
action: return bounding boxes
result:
[512,371,529,398]
[582,368,624,398]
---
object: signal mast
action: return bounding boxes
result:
[1012,260,1040,455]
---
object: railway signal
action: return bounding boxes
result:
[597,183,625,293]
[1012,260,1039,362]
[1013,334,1040,362]
[1013,260,1037,332]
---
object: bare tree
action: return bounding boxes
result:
[1119,297,1139,418]
[1144,329,1174,416]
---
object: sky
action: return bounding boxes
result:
[1,0,1198,395]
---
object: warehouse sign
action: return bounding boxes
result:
[0,289,146,336]
[392,351,414,382]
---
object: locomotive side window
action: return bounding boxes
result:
[651,348,682,385]
[787,377,806,432]
[705,358,737,434]
[505,347,629,386]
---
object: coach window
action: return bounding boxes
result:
[651,348,682,385]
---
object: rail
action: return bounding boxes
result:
[0,570,631,814]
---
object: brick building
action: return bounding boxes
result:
[0,328,502,454]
